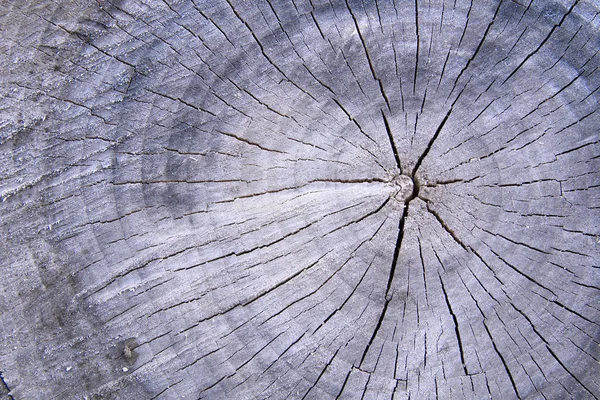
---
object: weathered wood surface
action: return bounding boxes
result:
[1,0,599,398]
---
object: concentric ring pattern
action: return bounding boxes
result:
[0,0,599,398]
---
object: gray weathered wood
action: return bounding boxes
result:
[1,0,599,398]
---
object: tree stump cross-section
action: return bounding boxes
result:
[0,0,599,399]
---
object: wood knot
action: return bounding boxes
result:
[122,338,139,365]
[392,174,415,202]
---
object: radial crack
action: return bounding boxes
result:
[438,273,469,375]
[412,107,452,176]
[358,203,409,369]
[381,110,403,173]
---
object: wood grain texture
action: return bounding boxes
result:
[1,0,599,398]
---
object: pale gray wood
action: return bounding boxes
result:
[1,0,599,399]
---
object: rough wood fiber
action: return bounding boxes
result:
[1,0,599,399]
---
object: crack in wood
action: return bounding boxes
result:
[0,372,14,400]
[2,0,599,398]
